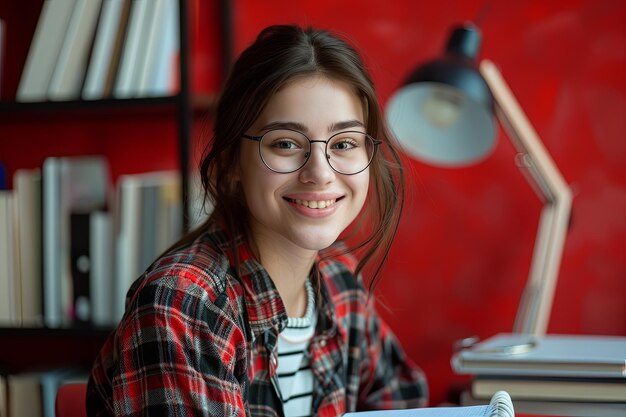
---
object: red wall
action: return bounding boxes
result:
[233,0,626,405]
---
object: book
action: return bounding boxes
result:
[452,333,626,378]
[137,0,179,96]
[0,190,18,326]
[127,0,158,96]
[472,375,626,403]
[42,156,110,328]
[0,161,6,189]
[48,0,103,100]
[70,212,93,325]
[113,0,150,98]
[90,210,114,327]
[16,0,77,102]
[345,391,515,417]
[114,171,181,321]
[68,210,115,327]
[82,0,127,99]
[14,169,43,327]
[0,373,43,417]
[102,0,133,97]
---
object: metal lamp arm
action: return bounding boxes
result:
[479,60,573,336]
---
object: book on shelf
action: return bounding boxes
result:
[70,212,94,325]
[42,156,111,328]
[452,333,626,378]
[0,368,87,417]
[68,209,115,327]
[137,0,180,97]
[0,170,43,327]
[0,372,43,417]
[90,210,114,327]
[113,0,150,98]
[472,375,626,403]
[16,0,77,102]
[0,190,19,326]
[82,0,130,99]
[114,170,182,321]
[102,0,133,98]
[0,161,6,189]
[345,391,515,416]
[14,169,43,327]
[48,0,103,101]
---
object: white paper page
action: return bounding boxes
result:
[344,405,491,417]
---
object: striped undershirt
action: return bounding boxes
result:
[276,280,316,417]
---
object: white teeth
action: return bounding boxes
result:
[293,199,335,209]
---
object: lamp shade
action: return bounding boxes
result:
[386,24,497,166]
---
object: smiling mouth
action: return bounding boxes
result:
[285,197,342,209]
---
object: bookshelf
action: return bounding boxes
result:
[0,0,228,397]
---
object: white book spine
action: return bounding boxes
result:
[113,0,148,98]
[90,211,113,326]
[48,0,103,101]
[149,0,179,96]
[114,178,141,321]
[42,159,64,328]
[137,0,166,96]
[128,0,157,96]
[0,192,18,326]
[16,0,77,102]
[82,0,125,100]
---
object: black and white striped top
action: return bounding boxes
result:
[276,279,316,417]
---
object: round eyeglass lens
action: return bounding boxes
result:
[258,130,310,173]
[326,131,375,174]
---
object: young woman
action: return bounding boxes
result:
[87,24,428,416]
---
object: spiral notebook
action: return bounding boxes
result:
[343,391,514,416]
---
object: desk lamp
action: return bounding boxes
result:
[386,23,572,337]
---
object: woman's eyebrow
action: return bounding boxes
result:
[258,119,365,134]
[329,119,365,132]
[259,121,308,132]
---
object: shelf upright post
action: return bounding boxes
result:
[177,0,191,232]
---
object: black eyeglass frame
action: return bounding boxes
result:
[241,128,382,175]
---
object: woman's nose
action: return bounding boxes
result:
[298,142,336,184]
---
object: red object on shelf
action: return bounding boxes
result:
[56,382,88,417]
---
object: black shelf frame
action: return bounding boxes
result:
[0,327,113,375]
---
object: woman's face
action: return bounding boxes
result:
[238,75,370,257]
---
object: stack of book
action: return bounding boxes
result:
[16,0,179,102]
[452,333,626,417]
[0,156,183,330]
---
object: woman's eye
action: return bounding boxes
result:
[272,140,299,149]
[331,139,357,150]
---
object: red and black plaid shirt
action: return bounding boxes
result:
[87,223,427,416]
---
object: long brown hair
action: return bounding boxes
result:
[191,24,404,287]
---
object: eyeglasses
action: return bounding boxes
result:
[242,128,381,175]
